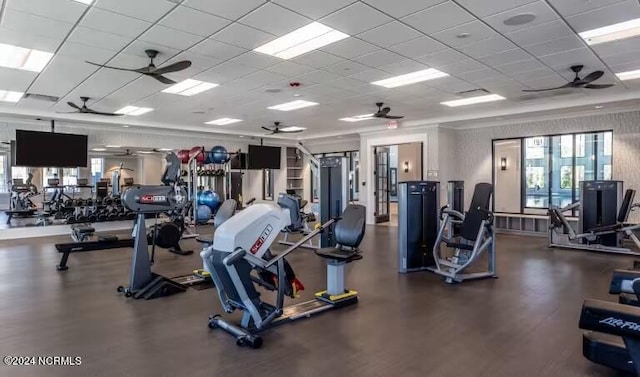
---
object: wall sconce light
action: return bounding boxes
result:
[403,161,409,173]
[500,157,507,171]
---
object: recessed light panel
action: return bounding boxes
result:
[162,79,218,96]
[371,69,448,88]
[441,94,506,107]
[267,100,318,111]
[280,126,306,132]
[92,148,107,151]
[205,118,242,126]
[0,90,24,103]
[579,18,640,45]
[616,69,640,81]
[339,114,375,122]
[0,43,54,72]
[115,106,153,116]
[72,0,93,4]
[255,22,349,60]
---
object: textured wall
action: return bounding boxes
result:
[454,111,640,220]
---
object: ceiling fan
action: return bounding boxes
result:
[262,122,304,135]
[374,102,404,119]
[522,65,614,92]
[59,97,122,116]
[114,149,138,157]
[86,49,191,85]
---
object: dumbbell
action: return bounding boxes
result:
[88,213,97,223]
[117,212,127,221]
[85,198,93,206]
[75,199,85,207]
[127,212,136,220]
[113,198,122,206]
[104,198,113,206]
[66,215,76,224]
[64,199,74,208]
[97,212,107,222]
[76,214,88,223]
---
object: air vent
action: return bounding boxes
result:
[455,88,489,98]
[24,93,59,102]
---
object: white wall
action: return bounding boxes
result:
[453,111,640,221]
[493,140,522,213]
[397,143,422,182]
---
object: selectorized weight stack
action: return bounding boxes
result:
[319,156,348,248]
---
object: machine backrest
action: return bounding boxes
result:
[214,199,237,228]
[617,189,636,223]
[459,183,493,241]
[161,152,181,185]
[335,204,366,248]
[277,193,302,230]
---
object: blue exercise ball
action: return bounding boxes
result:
[197,190,221,211]
[196,205,212,225]
[209,145,229,164]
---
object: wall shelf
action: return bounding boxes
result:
[494,213,578,237]
[286,147,304,195]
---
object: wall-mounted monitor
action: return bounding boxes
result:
[15,130,88,167]
[248,145,281,170]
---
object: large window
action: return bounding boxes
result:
[91,158,103,185]
[521,130,613,210]
[309,151,359,203]
[11,167,29,182]
[42,168,59,188]
[0,154,7,192]
[262,169,274,201]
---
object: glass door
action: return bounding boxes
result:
[374,146,390,223]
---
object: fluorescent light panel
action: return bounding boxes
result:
[161,79,218,96]
[0,43,54,72]
[255,22,349,60]
[158,148,173,152]
[579,18,640,45]
[115,106,153,116]
[105,145,121,148]
[371,68,449,88]
[339,114,375,122]
[280,126,306,132]
[92,148,107,151]
[137,151,154,154]
[616,69,640,81]
[0,90,24,103]
[268,100,318,111]
[441,94,506,107]
[205,118,242,126]
[72,0,93,4]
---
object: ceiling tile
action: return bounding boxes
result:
[211,23,275,49]
[401,2,474,35]
[195,62,258,83]
[228,70,287,91]
[565,0,640,32]
[67,27,131,52]
[416,49,468,67]
[601,50,640,66]
[161,51,223,79]
[483,1,559,34]
[537,48,601,69]
[229,51,282,69]
[264,63,316,79]
[524,36,586,57]
[0,26,62,52]
[494,59,547,75]
[95,0,175,22]
[361,0,446,18]
[29,56,96,97]
[71,68,140,99]
[295,70,343,84]
[118,40,177,66]
[437,59,488,75]
[592,35,640,58]
[189,38,247,60]
[358,21,422,48]
[271,0,355,20]
[321,38,379,59]
[353,50,406,68]
[547,0,627,17]
[81,8,152,38]
[348,69,390,82]
[291,51,345,68]
[320,2,393,35]
[455,67,503,83]
[609,60,640,74]
[139,25,202,50]
[325,77,370,90]
[457,36,516,59]
[0,68,37,91]
[478,48,532,67]
[512,68,563,81]
[240,3,312,36]
[183,0,267,20]
[453,0,538,17]
[2,8,74,40]
[325,60,372,76]
[57,41,117,63]
[7,0,87,23]
[426,76,478,93]
[160,6,230,37]
[505,19,575,47]
[380,60,429,75]
[430,21,498,47]
[388,36,448,59]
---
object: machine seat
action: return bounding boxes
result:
[589,223,623,233]
[315,247,362,262]
[444,238,476,251]
[72,224,95,234]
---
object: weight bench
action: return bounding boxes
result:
[55,231,134,270]
[4,209,36,225]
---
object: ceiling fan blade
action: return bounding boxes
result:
[86,108,123,116]
[149,74,177,85]
[522,82,575,92]
[261,126,273,131]
[580,70,604,84]
[584,84,614,89]
[384,115,404,119]
[67,102,81,110]
[56,111,81,114]
[153,61,192,75]
[85,61,141,73]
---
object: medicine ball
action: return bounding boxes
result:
[177,149,190,164]
[196,204,212,225]
[197,190,221,211]
[209,145,229,164]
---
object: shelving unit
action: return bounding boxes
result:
[494,213,578,237]
[286,147,304,195]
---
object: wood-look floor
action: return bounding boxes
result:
[0,226,632,377]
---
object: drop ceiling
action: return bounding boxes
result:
[0,0,639,139]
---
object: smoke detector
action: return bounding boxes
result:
[504,13,536,26]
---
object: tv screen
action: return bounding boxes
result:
[248,145,281,170]
[230,152,248,170]
[15,130,88,167]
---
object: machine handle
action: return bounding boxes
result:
[265,218,337,268]
[439,205,449,220]
[245,198,256,206]
[478,207,494,224]
[224,248,247,266]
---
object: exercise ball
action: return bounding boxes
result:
[196,205,212,225]
[197,190,221,211]
[190,146,206,163]
[209,145,229,164]
[177,149,190,164]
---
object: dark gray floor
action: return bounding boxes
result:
[0,226,632,377]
